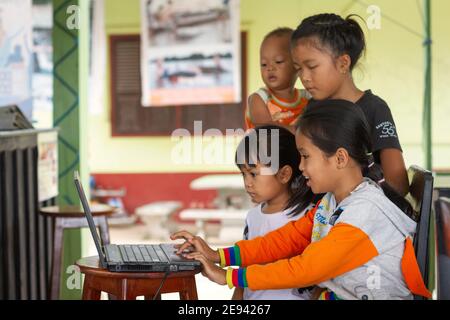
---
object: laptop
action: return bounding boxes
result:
[74,171,201,272]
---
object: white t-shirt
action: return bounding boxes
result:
[243,203,312,300]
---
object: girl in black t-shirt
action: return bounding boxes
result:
[290,13,409,195]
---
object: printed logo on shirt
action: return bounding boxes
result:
[311,196,334,242]
[375,121,397,138]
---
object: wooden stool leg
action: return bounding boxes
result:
[179,276,198,300]
[50,218,64,300]
[82,275,101,300]
[119,278,136,300]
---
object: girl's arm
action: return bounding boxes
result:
[186,222,378,291]
[173,205,317,268]
[212,205,317,268]
[235,208,314,266]
[248,94,296,134]
[241,223,378,290]
[379,148,409,196]
[231,287,244,300]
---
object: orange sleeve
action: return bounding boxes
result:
[245,222,379,290]
[236,206,316,267]
[401,237,432,298]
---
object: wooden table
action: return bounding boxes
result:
[76,256,200,300]
[39,204,116,300]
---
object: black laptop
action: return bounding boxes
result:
[74,171,201,272]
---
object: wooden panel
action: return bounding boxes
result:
[110,33,247,136]
[25,147,38,299]
[0,152,4,300]
[0,133,54,300]
[13,149,28,299]
[3,151,18,299]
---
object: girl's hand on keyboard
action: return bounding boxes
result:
[185,252,226,285]
[170,230,220,263]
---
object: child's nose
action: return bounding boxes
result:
[299,161,305,172]
[300,71,311,83]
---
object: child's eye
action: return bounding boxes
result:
[261,63,267,68]
[276,60,284,64]
[300,154,309,159]
[308,65,318,69]
[250,172,257,177]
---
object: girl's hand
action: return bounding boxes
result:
[185,252,227,286]
[170,230,220,263]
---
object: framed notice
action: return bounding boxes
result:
[140,0,241,107]
[0,0,33,118]
[37,130,58,202]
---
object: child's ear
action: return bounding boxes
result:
[335,148,350,169]
[337,54,351,74]
[277,165,293,184]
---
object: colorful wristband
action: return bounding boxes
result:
[218,248,226,267]
[219,245,242,266]
[226,267,234,289]
[225,267,248,289]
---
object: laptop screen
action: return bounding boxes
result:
[73,171,107,268]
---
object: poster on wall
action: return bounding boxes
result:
[37,130,58,202]
[31,0,53,129]
[0,0,33,119]
[140,0,241,107]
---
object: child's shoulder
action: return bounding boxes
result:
[358,89,390,110]
[250,87,270,101]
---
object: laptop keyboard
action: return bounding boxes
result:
[118,245,169,263]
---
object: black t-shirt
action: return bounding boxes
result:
[305,90,402,164]
[356,90,402,163]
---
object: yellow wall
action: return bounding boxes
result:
[89,0,450,173]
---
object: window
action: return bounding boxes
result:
[110,33,247,136]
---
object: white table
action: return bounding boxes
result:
[135,201,183,240]
[190,174,244,190]
[190,174,252,209]
[179,208,248,240]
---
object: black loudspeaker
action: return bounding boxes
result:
[0,105,33,130]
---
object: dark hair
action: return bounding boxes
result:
[296,100,413,217]
[264,27,293,42]
[291,13,366,71]
[235,125,314,216]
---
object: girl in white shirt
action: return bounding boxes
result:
[232,125,316,300]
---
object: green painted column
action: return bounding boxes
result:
[423,0,432,171]
[53,0,90,299]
